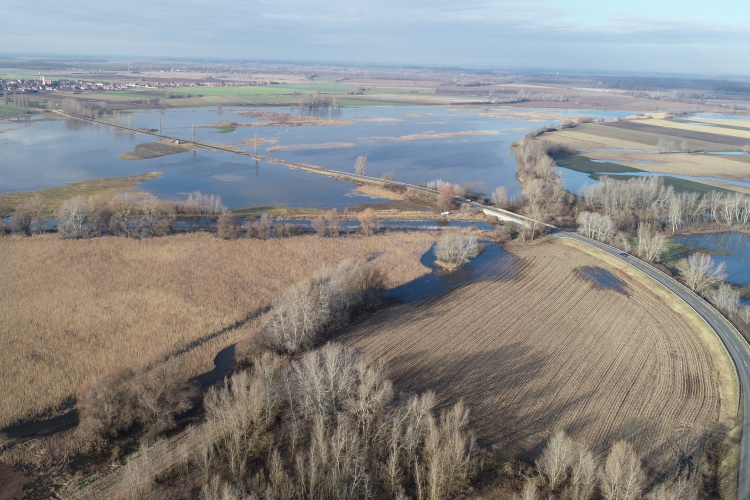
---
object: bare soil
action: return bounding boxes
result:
[338,239,735,481]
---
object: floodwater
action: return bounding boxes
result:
[0,106,630,208]
[675,232,750,287]
[387,241,517,303]
[561,170,750,194]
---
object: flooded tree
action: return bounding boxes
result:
[354,156,367,176]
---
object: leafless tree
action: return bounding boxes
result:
[740,306,750,325]
[658,138,675,153]
[355,156,368,176]
[679,140,691,153]
[536,430,575,490]
[111,194,136,237]
[711,282,740,315]
[636,223,666,262]
[86,195,110,237]
[676,253,727,293]
[743,144,750,155]
[13,195,45,236]
[491,186,509,207]
[577,211,616,243]
[58,196,87,239]
[0,218,6,237]
[646,479,697,500]
[570,444,597,500]
[598,441,644,500]
[325,208,341,237]
[434,231,479,266]
[311,216,327,237]
[520,477,540,500]
[381,171,396,181]
[359,208,379,236]
[139,196,168,237]
[217,210,239,239]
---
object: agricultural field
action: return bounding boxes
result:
[0,232,436,429]
[338,238,737,481]
[544,120,750,191]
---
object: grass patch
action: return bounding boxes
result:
[119,141,199,160]
[216,127,235,134]
[555,154,641,174]
[675,119,750,133]
[266,142,354,152]
[0,172,161,215]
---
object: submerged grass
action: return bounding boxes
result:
[0,232,436,428]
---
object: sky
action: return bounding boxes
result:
[2,0,749,75]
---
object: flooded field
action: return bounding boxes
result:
[0,106,630,209]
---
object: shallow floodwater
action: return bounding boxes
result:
[675,232,750,287]
[1,106,630,209]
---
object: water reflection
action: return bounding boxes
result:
[675,232,750,286]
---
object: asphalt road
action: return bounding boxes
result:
[555,231,750,500]
[58,110,750,497]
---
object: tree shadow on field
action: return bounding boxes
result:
[382,345,600,456]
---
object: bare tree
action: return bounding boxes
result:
[311,216,327,237]
[679,140,691,153]
[636,223,666,262]
[676,254,727,293]
[217,210,239,239]
[434,231,479,267]
[520,478,540,500]
[110,194,136,237]
[576,211,616,243]
[743,144,750,155]
[13,195,45,236]
[536,430,575,490]
[598,441,644,500]
[491,186,509,207]
[646,478,697,500]
[740,306,750,325]
[354,156,367,176]
[437,184,456,213]
[381,171,396,181]
[139,195,168,237]
[87,195,110,237]
[325,208,341,237]
[358,208,379,236]
[570,444,597,500]
[711,282,740,315]
[58,196,87,239]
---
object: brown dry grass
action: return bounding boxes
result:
[354,184,407,201]
[338,239,736,479]
[646,118,750,140]
[235,110,353,126]
[0,232,435,428]
[239,137,278,146]
[358,130,502,145]
[118,141,199,161]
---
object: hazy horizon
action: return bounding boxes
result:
[2,0,748,76]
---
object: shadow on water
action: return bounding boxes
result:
[387,241,517,304]
[1,344,237,440]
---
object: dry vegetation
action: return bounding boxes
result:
[235,110,353,126]
[0,232,436,428]
[119,141,199,160]
[338,239,736,482]
[0,172,161,215]
[360,129,501,143]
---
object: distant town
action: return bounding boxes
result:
[0,76,286,94]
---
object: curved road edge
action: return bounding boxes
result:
[551,231,749,500]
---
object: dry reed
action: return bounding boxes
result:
[0,232,435,428]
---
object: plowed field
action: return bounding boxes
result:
[338,239,736,479]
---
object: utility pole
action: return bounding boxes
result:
[254,133,258,155]
[192,123,195,141]
[158,115,162,136]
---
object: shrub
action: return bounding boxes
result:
[434,231,479,267]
